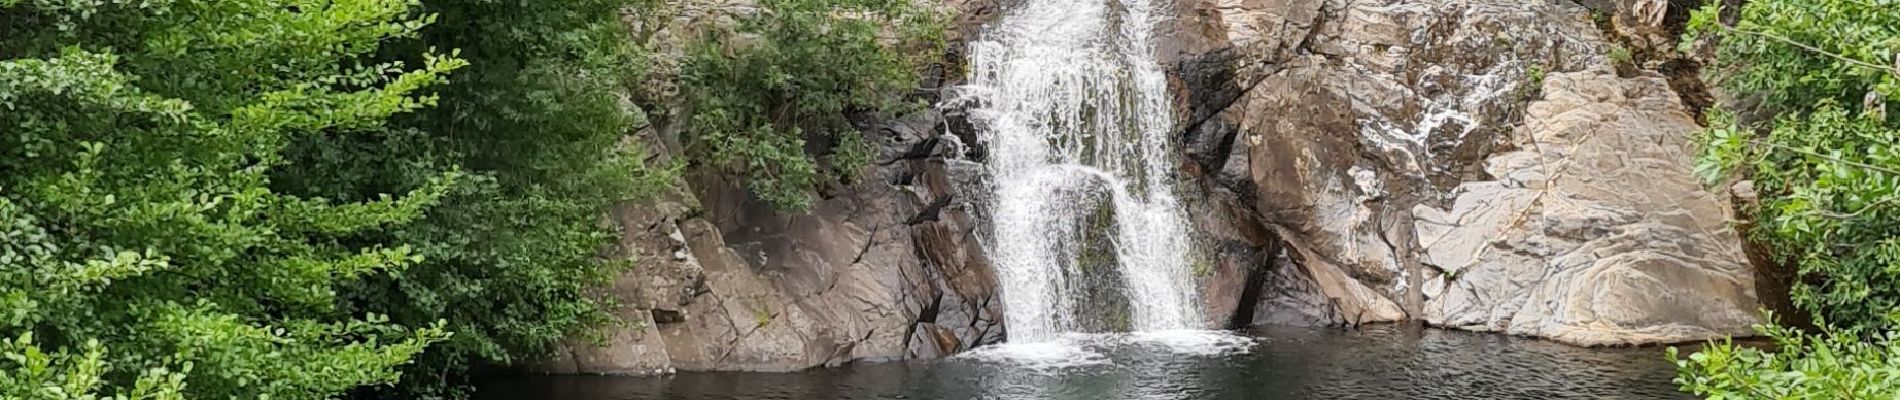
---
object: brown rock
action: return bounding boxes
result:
[553,113,1004,373]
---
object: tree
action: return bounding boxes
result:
[270,0,674,397]
[1,1,461,398]
[2,0,947,397]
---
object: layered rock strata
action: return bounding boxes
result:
[1165,0,1762,345]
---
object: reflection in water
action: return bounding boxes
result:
[477,326,1691,400]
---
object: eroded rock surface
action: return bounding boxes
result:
[1415,69,1759,345]
[1168,0,1762,345]
[542,0,1009,375]
[545,115,1005,374]
[555,0,1763,375]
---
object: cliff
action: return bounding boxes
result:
[1166,0,1761,345]
[553,0,1767,375]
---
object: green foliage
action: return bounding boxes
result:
[1607,45,1634,67]
[1687,0,1900,335]
[268,0,676,397]
[1678,1,1900,398]
[1515,64,1548,102]
[3,0,944,397]
[752,308,772,328]
[1,0,460,398]
[1191,258,1214,278]
[1681,0,1899,119]
[678,0,944,210]
[1673,323,1900,399]
[1715,108,1900,331]
[829,131,877,185]
[1,333,188,400]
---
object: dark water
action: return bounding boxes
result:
[478,325,1690,400]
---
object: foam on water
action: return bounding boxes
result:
[1124,330,1258,356]
[955,331,1257,371]
[954,334,1116,371]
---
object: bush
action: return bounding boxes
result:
[679,0,944,210]
[1677,0,1900,398]
[1698,107,1900,333]
[1686,0,1900,335]
[1673,323,1900,399]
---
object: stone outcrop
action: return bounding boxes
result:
[1415,68,1758,345]
[554,0,1768,376]
[543,115,1005,374]
[1167,0,1764,345]
[542,0,1008,375]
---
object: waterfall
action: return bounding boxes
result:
[962,0,1201,343]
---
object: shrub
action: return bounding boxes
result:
[1686,0,1900,335]
[1672,323,1900,399]
[678,0,944,210]
[1676,0,1900,398]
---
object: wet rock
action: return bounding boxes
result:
[909,155,1006,351]
[541,174,703,375]
[1250,250,1339,326]
[1169,0,1610,329]
[1416,69,1759,345]
[1169,0,1759,345]
[1199,240,1269,328]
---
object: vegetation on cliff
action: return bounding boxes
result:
[0,0,937,398]
[1679,0,1900,397]
[680,0,943,210]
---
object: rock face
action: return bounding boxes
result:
[555,0,1767,376]
[543,0,1008,375]
[543,115,1005,374]
[1415,69,1758,345]
[1166,0,1764,345]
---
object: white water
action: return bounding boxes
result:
[959,0,1202,343]
[955,330,1255,371]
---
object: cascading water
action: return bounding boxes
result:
[960,0,1202,343]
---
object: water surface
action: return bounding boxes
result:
[479,325,1689,400]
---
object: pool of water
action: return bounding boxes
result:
[477,325,1691,400]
